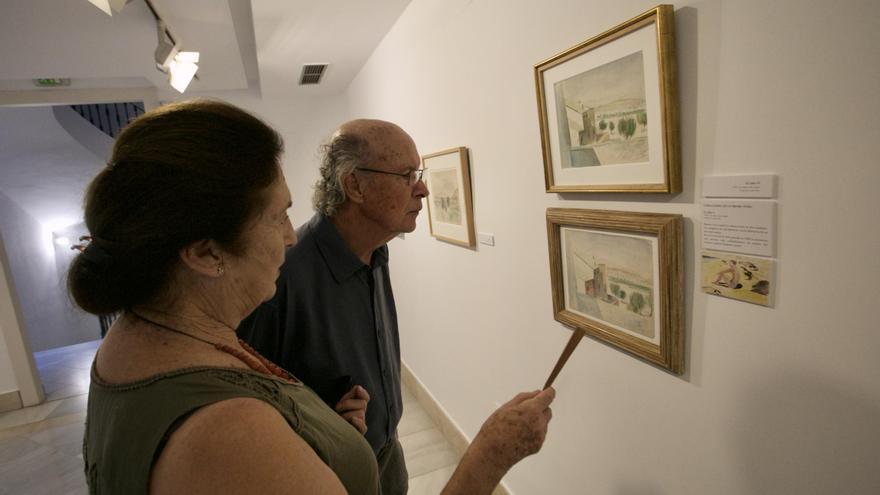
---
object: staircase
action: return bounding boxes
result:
[69,102,145,139]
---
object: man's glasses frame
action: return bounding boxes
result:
[355,167,427,186]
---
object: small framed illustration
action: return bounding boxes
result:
[546,208,684,373]
[535,4,680,193]
[422,147,476,247]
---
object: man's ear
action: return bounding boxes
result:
[179,239,224,278]
[342,171,367,204]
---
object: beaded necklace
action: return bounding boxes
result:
[129,311,298,384]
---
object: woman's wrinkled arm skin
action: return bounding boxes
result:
[441,387,556,495]
[149,388,554,495]
[150,398,348,495]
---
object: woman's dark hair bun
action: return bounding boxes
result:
[68,242,125,315]
[68,99,284,315]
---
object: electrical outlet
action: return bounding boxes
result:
[478,232,495,246]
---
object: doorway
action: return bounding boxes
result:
[0,92,155,408]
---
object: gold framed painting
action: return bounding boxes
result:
[535,4,680,193]
[546,208,684,373]
[422,147,476,247]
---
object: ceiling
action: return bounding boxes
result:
[0,0,249,94]
[251,0,412,98]
[0,0,411,231]
[0,106,104,232]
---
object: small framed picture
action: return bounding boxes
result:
[546,208,684,373]
[422,147,476,247]
[535,4,681,193]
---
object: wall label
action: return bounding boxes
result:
[703,174,777,198]
[702,200,776,257]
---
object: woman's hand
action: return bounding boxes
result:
[441,387,555,495]
[334,385,370,434]
[475,387,555,471]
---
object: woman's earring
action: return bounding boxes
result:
[217,262,225,276]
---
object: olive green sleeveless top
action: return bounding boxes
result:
[83,364,379,494]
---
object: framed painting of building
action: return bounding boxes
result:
[535,4,680,193]
[546,208,684,373]
[422,147,476,247]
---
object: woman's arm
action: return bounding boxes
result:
[150,387,554,495]
[442,388,556,495]
[150,397,348,495]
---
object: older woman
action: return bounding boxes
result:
[70,100,553,494]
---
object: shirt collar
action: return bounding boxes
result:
[313,212,388,282]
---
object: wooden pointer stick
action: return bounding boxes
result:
[544,328,585,389]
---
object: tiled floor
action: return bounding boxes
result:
[0,340,97,495]
[400,387,462,492]
[34,340,98,402]
[0,341,460,494]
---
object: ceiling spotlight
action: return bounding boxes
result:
[147,2,200,94]
[168,51,200,93]
[152,20,199,93]
[154,20,177,70]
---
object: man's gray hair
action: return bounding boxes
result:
[313,133,368,216]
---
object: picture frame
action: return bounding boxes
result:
[535,5,680,193]
[422,147,476,247]
[546,208,684,373]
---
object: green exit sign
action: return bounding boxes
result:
[33,78,71,87]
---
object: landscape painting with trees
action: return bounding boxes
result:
[553,51,649,168]
[546,208,684,373]
[561,226,657,341]
[535,5,680,193]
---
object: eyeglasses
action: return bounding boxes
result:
[355,167,427,186]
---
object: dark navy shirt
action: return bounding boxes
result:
[238,213,402,454]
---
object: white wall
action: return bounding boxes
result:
[0,191,98,352]
[0,263,19,394]
[195,89,349,224]
[347,0,880,493]
[52,222,103,344]
[0,234,43,404]
[52,105,113,163]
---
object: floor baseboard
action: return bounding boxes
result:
[0,390,22,413]
[401,360,511,495]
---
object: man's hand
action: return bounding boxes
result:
[334,385,370,434]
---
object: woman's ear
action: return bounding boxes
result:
[179,239,224,278]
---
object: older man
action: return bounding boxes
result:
[239,119,428,494]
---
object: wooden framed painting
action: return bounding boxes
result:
[535,4,680,193]
[422,147,476,247]
[546,208,684,373]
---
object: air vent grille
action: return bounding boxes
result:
[299,64,327,85]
